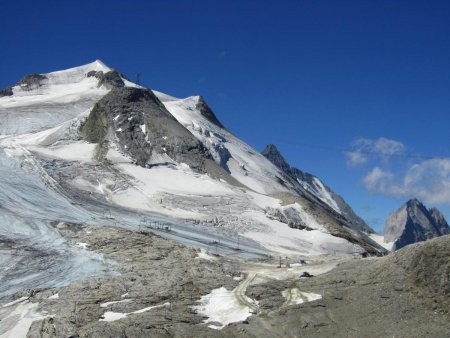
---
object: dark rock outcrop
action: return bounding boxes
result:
[80,87,233,180]
[16,73,48,90]
[384,198,450,250]
[262,144,374,234]
[0,86,13,97]
[87,70,125,89]
[195,96,225,129]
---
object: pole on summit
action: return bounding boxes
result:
[136,73,141,85]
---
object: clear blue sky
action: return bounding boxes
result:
[1,0,450,232]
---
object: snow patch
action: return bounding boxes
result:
[282,288,322,306]
[140,124,146,134]
[195,248,217,261]
[100,299,132,308]
[192,287,252,330]
[0,299,50,338]
[99,302,170,322]
[2,297,29,308]
[369,233,394,251]
[75,242,88,249]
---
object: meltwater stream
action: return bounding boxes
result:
[0,151,115,300]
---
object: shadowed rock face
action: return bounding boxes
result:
[195,96,225,129]
[16,73,48,90]
[384,198,450,250]
[0,86,13,97]
[87,70,125,89]
[262,144,375,234]
[80,86,232,179]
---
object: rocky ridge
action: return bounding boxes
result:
[262,144,374,234]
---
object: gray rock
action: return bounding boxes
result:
[233,235,450,338]
[16,73,48,90]
[195,96,225,129]
[86,70,125,89]
[384,198,450,250]
[80,87,235,183]
[0,86,13,97]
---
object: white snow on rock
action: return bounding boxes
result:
[192,287,252,330]
[0,60,110,135]
[369,233,394,251]
[0,299,49,338]
[99,302,170,322]
[311,178,341,213]
[29,141,96,164]
[1,297,29,308]
[298,177,341,214]
[241,210,361,256]
[282,288,322,306]
[100,299,132,308]
[195,248,217,261]
[281,202,325,231]
[75,242,88,249]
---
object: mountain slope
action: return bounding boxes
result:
[157,94,290,195]
[80,86,235,185]
[0,60,384,263]
[384,198,450,250]
[261,144,374,234]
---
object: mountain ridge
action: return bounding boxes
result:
[261,143,375,234]
[0,60,384,258]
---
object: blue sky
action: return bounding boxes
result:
[1,0,449,232]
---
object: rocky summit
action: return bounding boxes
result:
[384,198,450,250]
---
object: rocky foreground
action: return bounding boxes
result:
[240,235,450,338]
[1,222,449,337]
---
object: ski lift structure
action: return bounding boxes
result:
[139,218,172,232]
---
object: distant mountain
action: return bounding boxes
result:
[384,198,450,250]
[261,144,374,234]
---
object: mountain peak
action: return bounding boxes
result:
[406,198,423,207]
[262,144,280,155]
[261,144,290,173]
[384,199,450,250]
[194,95,225,129]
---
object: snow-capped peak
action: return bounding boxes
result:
[0,61,112,135]
[43,60,112,85]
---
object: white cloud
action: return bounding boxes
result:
[363,167,403,196]
[346,137,405,166]
[346,151,368,166]
[362,158,450,206]
[402,158,450,204]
